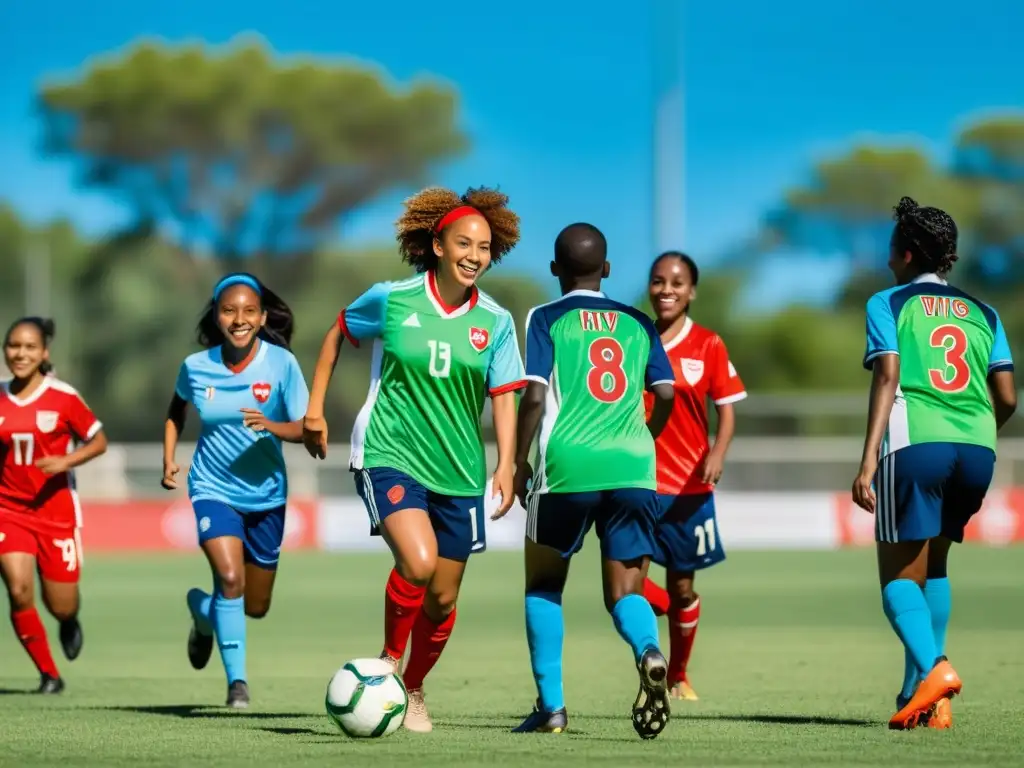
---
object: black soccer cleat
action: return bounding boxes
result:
[513,700,568,733]
[632,647,671,739]
[226,680,250,709]
[37,674,65,694]
[187,624,214,671]
[59,617,83,661]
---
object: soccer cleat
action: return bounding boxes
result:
[187,624,214,670]
[379,651,401,674]
[59,617,83,661]
[403,688,433,732]
[928,697,953,729]
[889,658,961,730]
[632,647,671,739]
[226,680,250,709]
[669,679,699,701]
[512,701,568,733]
[37,674,64,694]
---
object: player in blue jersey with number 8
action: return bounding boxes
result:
[163,273,309,709]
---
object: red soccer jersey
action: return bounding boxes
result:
[645,318,746,496]
[0,377,101,529]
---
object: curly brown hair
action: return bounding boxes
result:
[395,186,521,272]
[892,196,959,276]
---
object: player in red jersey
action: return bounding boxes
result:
[0,318,107,693]
[641,252,746,701]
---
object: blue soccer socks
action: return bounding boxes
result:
[212,594,247,684]
[611,593,661,663]
[525,592,565,713]
[882,580,938,690]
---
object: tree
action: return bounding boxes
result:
[38,36,467,280]
[762,146,972,271]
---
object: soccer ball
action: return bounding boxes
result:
[325,658,407,738]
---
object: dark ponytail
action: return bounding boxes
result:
[892,196,959,276]
[4,317,55,375]
[196,273,295,350]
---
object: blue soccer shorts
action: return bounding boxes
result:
[353,467,486,562]
[525,487,659,562]
[874,442,995,544]
[652,492,726,572]
[192,498,287,570]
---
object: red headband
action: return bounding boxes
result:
[435,205,482,233]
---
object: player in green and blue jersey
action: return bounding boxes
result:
[164,274,309,708]
[303,187,525,733]
[509,223,676,739]
[853,197,1017,730]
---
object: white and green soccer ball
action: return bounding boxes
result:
[325,658,407,738]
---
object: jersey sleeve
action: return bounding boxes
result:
[643,319,675,391]
[174,361,191,401]
[63,391,102,442]
[863,293,899,370]
[338,282,391,348]
[524,307,554,384]
[282,352,311,421]
[487,312,527,396]
[708,336,747,405]
[989,309,1014,373]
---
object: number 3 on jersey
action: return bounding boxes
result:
[586,337,628,403]
[929,324,970,393]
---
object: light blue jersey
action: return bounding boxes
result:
[175,341,309,511]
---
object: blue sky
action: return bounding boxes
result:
[1,0,1021,307]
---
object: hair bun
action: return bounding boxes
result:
[39,318,56,338]
[895,196,919,218]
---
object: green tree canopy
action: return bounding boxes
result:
[38,36,467,276]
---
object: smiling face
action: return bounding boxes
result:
[433,214,492,289]
[216,285,267,349]
[648,255,696,323]
[3,323,48,381]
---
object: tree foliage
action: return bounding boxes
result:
[38,36,467,273]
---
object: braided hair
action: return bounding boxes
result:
[892,196,958,276]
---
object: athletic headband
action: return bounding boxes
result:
[435,205,482,233]
[213,274,262,302]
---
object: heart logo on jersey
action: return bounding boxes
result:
[36,411,59,433]
[679,358,704,386]
[251,383,272,403]
[469,327,489,352]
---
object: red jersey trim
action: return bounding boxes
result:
[224,341,260,374]
[714,391,747,406]
[427,270,479,317]
[489,380,528,397]
[337,310,360,348]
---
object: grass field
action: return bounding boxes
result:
[1,546,1023,767]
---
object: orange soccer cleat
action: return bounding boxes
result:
[669,679,699,701]
[889,659,961,730]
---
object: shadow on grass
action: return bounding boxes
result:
[98,704,313,720]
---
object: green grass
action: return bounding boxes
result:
[2,547,1023,766]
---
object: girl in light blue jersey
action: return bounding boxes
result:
[163,273,309,708]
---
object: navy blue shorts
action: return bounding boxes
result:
[525,487,659,562]
[192,499,286,570]
[652,492,725,572]
[874,442,995,544]
[354,467,485,562]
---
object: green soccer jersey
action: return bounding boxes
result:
[523,290,675,493]
[340,272,526,496]
[863,273,1014,457]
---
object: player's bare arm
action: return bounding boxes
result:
[647,382,674,439]
[988,370,1017,430]
[513,381,546,507]
[490,390,518,519]
[302,322,344,459]
[240,409,304,443]
[162,394,188,489]
[853,354,900,512]
[702,402,736,485]
[36,428,108,475]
